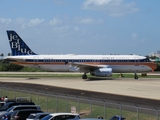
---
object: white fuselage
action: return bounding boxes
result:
[5,54,156,73]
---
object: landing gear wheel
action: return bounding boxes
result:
[134,76,138,79]
[82,74,87,79]
[134,72,138,79]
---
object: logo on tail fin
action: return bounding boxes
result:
[7,30,37,56]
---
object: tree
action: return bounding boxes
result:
[0,53,4,59]
[8,53,11,56]
[150,56,158,59]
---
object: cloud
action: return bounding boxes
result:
[52,26,69,31]
[0,18,12,24]
[53,0,68,5]
[49,18,62,26]
[15,18,45,28]
[82,0,139,17]
[16,18,26,24]
[28,18,44,27]
[75,17,103,24]
[74,26,79,31]
[140,38,146,42]
[80,18,94,24]
[83,0,112,6]
[131,33,138,39]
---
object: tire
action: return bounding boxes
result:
[134,76,138,79]
[82,75,87,79]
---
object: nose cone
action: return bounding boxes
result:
[145,62,157,72]
[151,63,157,71]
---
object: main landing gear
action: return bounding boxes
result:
[82,74,87,79]
[134,72,138,79]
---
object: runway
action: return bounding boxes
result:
[0,72,160,108]
[0,77,160,99]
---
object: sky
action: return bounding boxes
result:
[0,0,160,56]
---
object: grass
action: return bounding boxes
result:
[0,73,159,78]
[0,88,159,120]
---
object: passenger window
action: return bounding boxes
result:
[14,107,21,110]
[40,115,47,119]
[28,115,35,119]
[65,115,76,119]
[52,116,60,120]
[112,117,118,120]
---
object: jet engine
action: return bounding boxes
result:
[90,68,112,77]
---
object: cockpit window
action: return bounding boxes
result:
[140,58,151,62]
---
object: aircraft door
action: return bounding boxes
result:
[33,57,40,68]
[34,57,38,63]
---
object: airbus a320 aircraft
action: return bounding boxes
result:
[5,30,157,79]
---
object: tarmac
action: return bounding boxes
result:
[0,73,160,100]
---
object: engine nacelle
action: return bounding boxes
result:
[90,68,112,77]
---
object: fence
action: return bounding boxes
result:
[0,86,159,120]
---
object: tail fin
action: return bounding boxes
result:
[6,30,37,56]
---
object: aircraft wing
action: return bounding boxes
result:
[69,62,109,72]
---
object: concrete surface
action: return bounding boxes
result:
[0,77,160,100]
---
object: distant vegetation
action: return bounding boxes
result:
[0,60,44,72]
[155,63,160,71]
[0,59,160,72]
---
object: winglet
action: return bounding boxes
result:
[6,30,37,56]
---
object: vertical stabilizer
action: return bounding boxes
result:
[6,30,37,56]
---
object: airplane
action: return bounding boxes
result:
[4,30,157,79]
